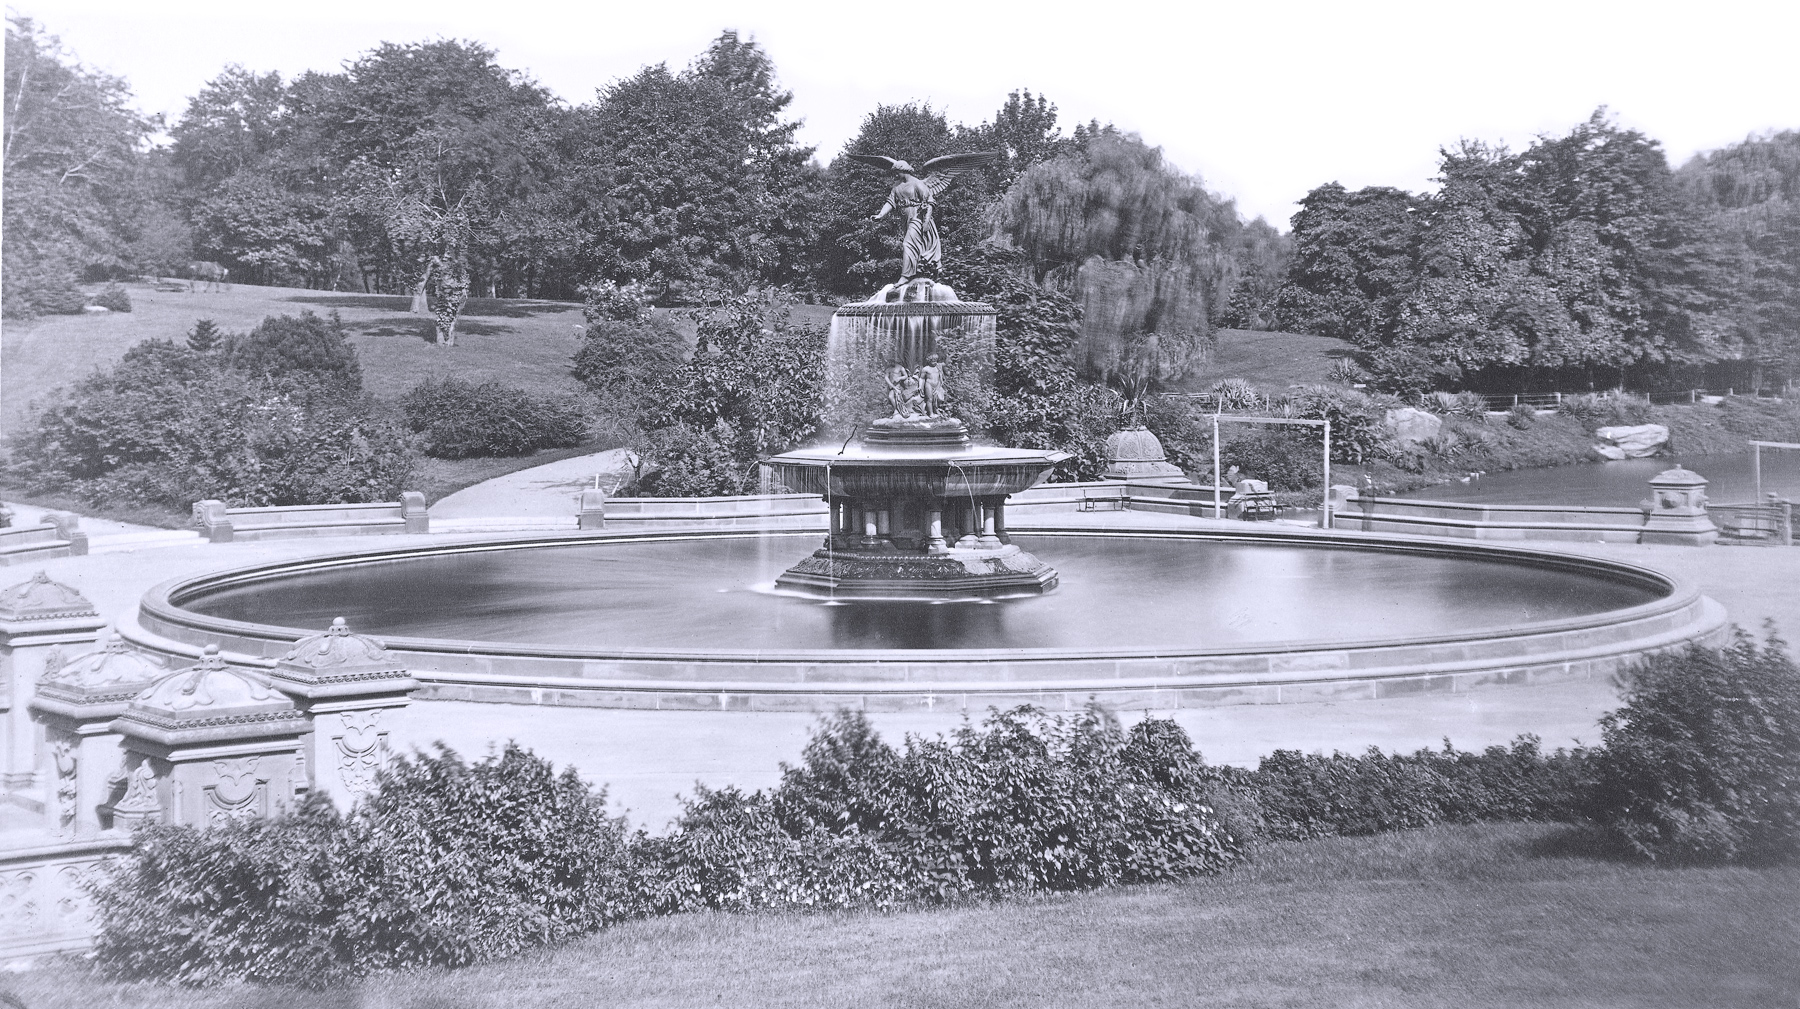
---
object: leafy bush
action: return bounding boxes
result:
[1581,628,1800,865]
[1560,391,1651,428]
[1243,736,1585,842]
[571,315,687,404]
[633,421,760,496]
[1285,384,1389,464]
[0,258,85,318]
[400,376,588,459]
[580,278,654,325]
[1506,402,1537,429]
[91,745,637,985]
[91,282,132,312]
[222,311,362,391]
[6,340,414,509]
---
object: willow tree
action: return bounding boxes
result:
[992,132,1240,388]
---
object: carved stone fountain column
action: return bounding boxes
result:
[107,645,310,828]
[28,631,167,837]
[268,617,417,811]
[0,572,106,804]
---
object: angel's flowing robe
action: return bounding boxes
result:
[883,176,941,281]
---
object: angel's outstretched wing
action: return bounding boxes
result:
[921,150,999,196]
[846,154,901,171]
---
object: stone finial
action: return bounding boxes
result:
[114,644,307,746]
[270,617,415,701]
[0,571,98,622]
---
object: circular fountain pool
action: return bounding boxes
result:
[135,526,1726,711]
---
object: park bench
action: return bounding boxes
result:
[0,513,88,566]
[192,494,428,543]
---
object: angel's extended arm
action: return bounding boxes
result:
[874,198,893,220]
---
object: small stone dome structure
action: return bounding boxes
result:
[32,630,169,718]
[0,570,97,622]
[270,616,415,702]
[1102,427,1187,482]
[115,644,307,746]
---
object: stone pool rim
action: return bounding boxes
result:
[129,524,1729,711]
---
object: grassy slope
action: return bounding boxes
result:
[11,823,1795,1008]
[1176,328,1357,393]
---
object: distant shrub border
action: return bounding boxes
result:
[400,376,588,458]
[89,628,1800,986]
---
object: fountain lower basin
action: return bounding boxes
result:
[130,524,1727,712]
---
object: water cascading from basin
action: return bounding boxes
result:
[770,278,1066,599]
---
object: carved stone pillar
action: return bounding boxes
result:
[0,572,106,802]
[28,631,167,837]
[268,617,417,811]
[1641,467,1720,546]
[107,645,309,829]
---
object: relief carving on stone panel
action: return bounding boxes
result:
[206,756,265,826]
[107,757,162,828]
[51,737,77,833]
[334,709,384,796]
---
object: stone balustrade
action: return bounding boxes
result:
[192,493,428,543]
[0,513,88,566]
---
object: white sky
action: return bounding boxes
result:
[17,0,1800,228]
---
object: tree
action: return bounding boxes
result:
[570,32,820,299]
[1273,182,1421,345]
[992,132,1237,388]
[3,17,156,314]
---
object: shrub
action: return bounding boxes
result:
[1422,390,1487,419]
[222,311,362,391]
[1244,736,1585,842]
[571,315,687,404]
[91,282,132,312]
[1325,357,1365,385]
[91,744,637,985]
[1581,627,1800,865]
[1285,384,1388,464]
[186,318,222,352]
[0,258,85,318]
[580,279,654,325]
[6,340,414,509]
[1560,391,1651,427]
[1506,402,1537,429]
[634,422,760,496]
[1210,377,1266,413]
[400,377,588,459]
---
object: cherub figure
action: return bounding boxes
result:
[919,354,947,416]
[848,151,998,284]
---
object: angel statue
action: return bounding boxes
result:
[848,151,998,284]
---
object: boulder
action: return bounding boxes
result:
[1385,407,1442,445]
[1593,424,1669,460]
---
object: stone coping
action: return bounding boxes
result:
[123,525,1725,709]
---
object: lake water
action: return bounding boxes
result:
[1395,449,1800,507]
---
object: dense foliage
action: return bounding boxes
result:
[632,292,824,496]
[5,322,413,510]
[92,745,636,985]
[1584,627,1800,865]
[1275,114,1800,394]
[88,628,1800,986]
[399,376,588,458]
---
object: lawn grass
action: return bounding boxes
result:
[1174,328,1358,394]
[9,823,1795,1008]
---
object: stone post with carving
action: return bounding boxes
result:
[28,631,168,837]
[0,572,107,804]
[1641,467,1720,546]
[106,645,310,829]
[268,617,417,811]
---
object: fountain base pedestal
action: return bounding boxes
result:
[775,542,1059,599]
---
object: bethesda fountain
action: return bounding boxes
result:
[766,149,1068,598]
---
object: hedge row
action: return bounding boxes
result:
[91,628,1800,985]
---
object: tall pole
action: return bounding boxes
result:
[1212,414,1222,520]
[1321,419,1332,529]
[1754,443,1762,501]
